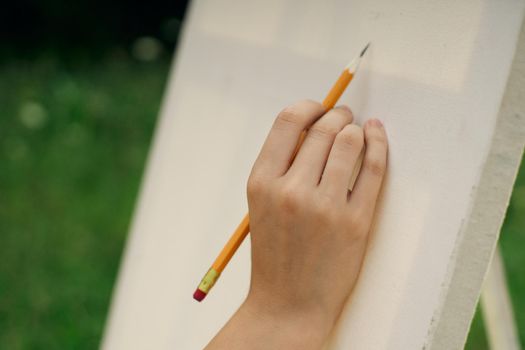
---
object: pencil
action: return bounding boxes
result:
[193,43,370,302]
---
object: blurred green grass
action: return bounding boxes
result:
[466,152,525,349]
[0,54,523,349]
[0,54,169,349]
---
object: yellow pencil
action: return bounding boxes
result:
[193,43,370,302]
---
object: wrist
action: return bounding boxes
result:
[238,295,334,349]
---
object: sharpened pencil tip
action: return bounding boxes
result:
[360,42,370,57]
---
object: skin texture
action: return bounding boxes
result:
[205,100,388,350]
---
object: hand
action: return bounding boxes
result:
[205,100,388,349]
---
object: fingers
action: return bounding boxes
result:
[319,124,364,200]
[348,119,388,219]
[251,100,325,178]
[286,106,353,185]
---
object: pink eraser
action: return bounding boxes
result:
[193,288,207,302]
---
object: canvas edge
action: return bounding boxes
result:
[426,15,525,350]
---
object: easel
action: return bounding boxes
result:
[481,245,521,349]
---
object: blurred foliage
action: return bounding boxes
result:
[0,53,170,348]
[0,0,185,345]
[500,159,525,347]
[466,306,489,349]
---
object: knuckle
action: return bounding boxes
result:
[247,174,267,199]
[334,107,354,122]
[277,182,304,214]
[276,106,301,129]
[302,99,324,110]
[276,106,303,127]
[309,123,340,140]
[367,132,388,148]
[313,196,339,223]
[364,157,386,177]
[345,212,369,240]
[345,212,359,228]
[338,125,364,149]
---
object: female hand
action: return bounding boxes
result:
[206,100,388,349]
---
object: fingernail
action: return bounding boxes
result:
[336,104,351,112]
[368,118,383,128]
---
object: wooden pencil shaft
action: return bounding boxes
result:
[212,214,250,271]
[323,70,353,108]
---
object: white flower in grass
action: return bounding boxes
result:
[19,101,47,130]
[132,36,163,62]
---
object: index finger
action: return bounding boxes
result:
[251,100,326,178]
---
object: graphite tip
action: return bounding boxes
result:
[360,42,370,57]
